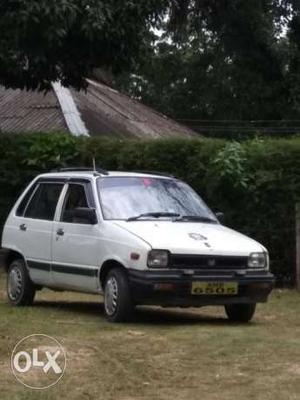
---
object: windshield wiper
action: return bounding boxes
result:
[127,212,180,222]
[173,215,217,223]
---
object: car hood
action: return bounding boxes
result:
[114,221,265,255]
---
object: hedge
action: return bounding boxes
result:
[0,133,299,284]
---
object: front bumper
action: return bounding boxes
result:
[128,269,274,307]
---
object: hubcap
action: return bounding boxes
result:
[8,266,23,301]
[104,277,118,316]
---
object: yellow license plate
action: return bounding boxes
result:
[191,282,238,295]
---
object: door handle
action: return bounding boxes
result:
[19,224,27,232]
[56,228,65,236]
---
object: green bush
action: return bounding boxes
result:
[0,133,299,284]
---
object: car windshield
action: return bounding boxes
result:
[97,177,217,222]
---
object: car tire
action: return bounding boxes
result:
[7,259,36,306]
[104,268,134,323]
[225,303,256,323]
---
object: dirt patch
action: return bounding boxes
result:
[287,363,300,375]
[66,346,95,371]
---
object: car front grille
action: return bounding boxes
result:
[169,254,248,270]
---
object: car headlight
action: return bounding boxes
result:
[147,250,169,268]
[248,252,268,270]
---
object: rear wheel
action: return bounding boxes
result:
[104,268,133,323]
[225,303,256,323]
[7,259,36,306]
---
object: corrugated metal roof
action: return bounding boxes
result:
[71,80,196,138]
[0,81,197,138]
[0,86,67,133]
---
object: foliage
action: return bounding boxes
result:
[209,141,250,190]
[0,0,166,90]
[117,0,300,121]
[0,133,299,284]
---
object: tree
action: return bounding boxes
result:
[286,0,300,114]
[118,0,300,121]
[0,0,166,91]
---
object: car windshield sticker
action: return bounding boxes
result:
[143,178,153,187]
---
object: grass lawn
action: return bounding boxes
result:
[0,272,300,400]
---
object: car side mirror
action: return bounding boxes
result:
[215,212,224,223]
[71,208,98,225]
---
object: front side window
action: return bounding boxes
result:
[61,184,89,223]
[97,177,217,222]
[24,183,63,221]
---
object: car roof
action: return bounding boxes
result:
[37,171,175,180]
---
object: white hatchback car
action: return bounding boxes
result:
[1,168,274,322]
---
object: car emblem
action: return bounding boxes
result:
[208,258,216,267]
[188,233,207,241]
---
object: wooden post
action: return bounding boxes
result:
[296,204,300,291]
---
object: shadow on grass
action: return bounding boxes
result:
[32,299,252,327]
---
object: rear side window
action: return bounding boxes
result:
[24,183,63,221]
[16,183,38,217]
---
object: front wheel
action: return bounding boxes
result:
[104,268,134,323]
[225,303,256,323]
[7,259,36,306]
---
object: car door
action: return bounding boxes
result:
[16,181,64,286]
[52,181,100,292]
